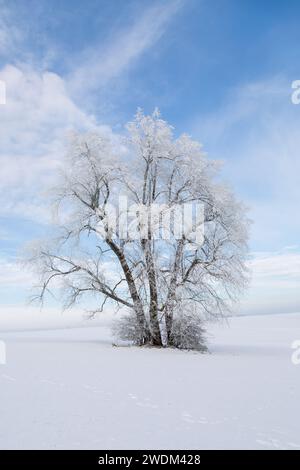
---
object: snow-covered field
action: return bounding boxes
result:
[1,312,300,450]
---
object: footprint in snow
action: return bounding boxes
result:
[182,412,208,424]
[136,400,159,409]
[1,374,16,382]
[256,438,284,449]
[40,379,58,385]
[128,393,158,408]
[288,442,300,448]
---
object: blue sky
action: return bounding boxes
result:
[0,0,300,318]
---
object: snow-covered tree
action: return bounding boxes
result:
[29,110,249,349]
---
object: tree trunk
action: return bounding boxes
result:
[165,239,184,344]
[144,241,162,346]
[106,238,150,344]
[165,308,173,344]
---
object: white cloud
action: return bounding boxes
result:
[0,64,99,223]
[238,249,300,315]
[0,256,34,286]
[0,1,184,224]
[248,251,300,286]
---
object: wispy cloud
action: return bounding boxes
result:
[192,76,300,251]
[190,77,300,314]
[238,248,300,315]
[0,1,23,57]
[69,0,184,94]
[0,255,34,286]
[0,0,184,224]
[0,64,98,222]
[249,249,300,286]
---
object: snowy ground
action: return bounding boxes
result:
[1,312,300,450]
